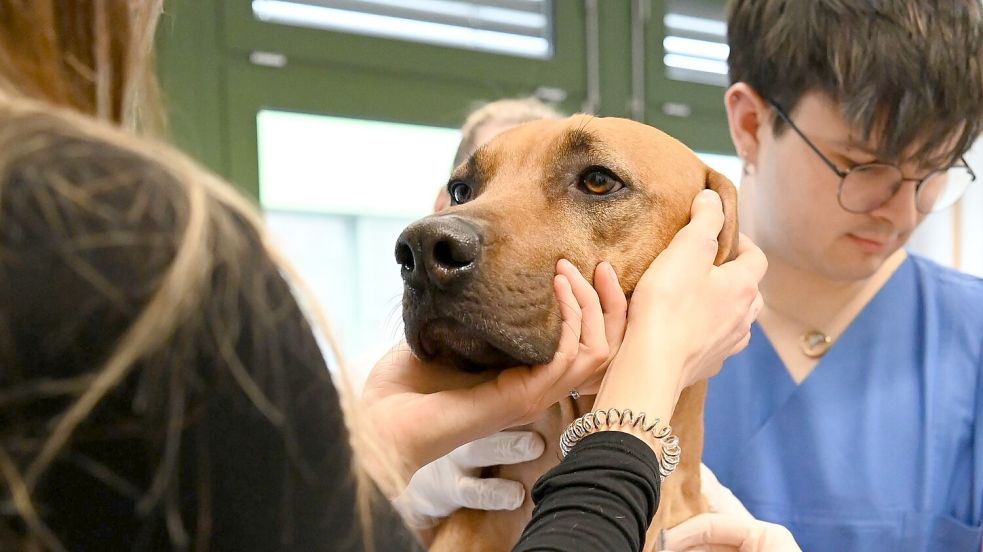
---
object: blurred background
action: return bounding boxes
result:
[155,0,983,375]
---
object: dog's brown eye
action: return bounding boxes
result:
[448,181,473,205]
[579,170,623,195]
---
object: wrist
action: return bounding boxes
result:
[560,409,682,480]
[595,328,686,417]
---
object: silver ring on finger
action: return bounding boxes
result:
[569,389,581,400]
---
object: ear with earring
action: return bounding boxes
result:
[740,150,756,176]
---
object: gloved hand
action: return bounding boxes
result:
[662,464,801,551]
[699,462,754,519]
[392,431,545,529]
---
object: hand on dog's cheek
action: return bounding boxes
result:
[362,260,624,481]
[625,190,764,382]
[556,260,628,395]
[591,191,766,443]
[361,344,490,483]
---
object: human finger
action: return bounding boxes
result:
[455,477,525,511]
[594,261,628,354]
[551,273,583,365]
[725,233,768,281]
[430,275,585,439]
[556,259,607,357]
[448,432,545,468]
[664,513,754,549]
[661,189,726,267]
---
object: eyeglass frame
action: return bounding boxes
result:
[766,99,976,214]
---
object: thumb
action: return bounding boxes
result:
[663,189,725,267]
[700,463,753,519]
[664,513,753,550]
[665,513,801,552]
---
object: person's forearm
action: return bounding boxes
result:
[514,432,661,552]
[593,327,685,436]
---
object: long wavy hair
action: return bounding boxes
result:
[0,1,399,549]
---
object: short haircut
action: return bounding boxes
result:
[727,0,983,166]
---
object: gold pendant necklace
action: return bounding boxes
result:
[764,304,835,358]
[799,329,833,358]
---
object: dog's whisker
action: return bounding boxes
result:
[383,299,402,325]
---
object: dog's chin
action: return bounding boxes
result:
[409,318,551,373]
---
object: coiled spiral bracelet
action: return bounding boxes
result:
[559,408,681,480]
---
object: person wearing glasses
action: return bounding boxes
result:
[698,1,983,550]
[368,2,983,550]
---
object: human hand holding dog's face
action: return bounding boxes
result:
[361,261,627,479]
[595,190,767,422]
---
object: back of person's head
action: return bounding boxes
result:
[452,97,565,168]
[727,0,983,166]
[0,1,391,546]
[0,94,336,550]
[0,0,164,131]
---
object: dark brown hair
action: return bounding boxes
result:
[727,0,983,166]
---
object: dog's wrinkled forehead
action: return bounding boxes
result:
[452,114,706,196]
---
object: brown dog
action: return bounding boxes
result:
[395,114,739,551]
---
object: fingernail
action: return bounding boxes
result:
[606,262,619,281]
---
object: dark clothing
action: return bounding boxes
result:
[0,123,661,551]
[517,431,662,551]
[0,127,416,551]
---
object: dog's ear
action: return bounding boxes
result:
[705,168,740,265]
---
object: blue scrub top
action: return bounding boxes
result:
[704,254,983,551]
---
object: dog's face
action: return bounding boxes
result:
[396,115,737,372]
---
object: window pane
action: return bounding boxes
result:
[664,0,729,87]
[252,0,554,59]
[257,110,460,217]
[258,110,456,374]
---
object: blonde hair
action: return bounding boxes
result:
[453,97,565,167]
[0,1,399,549]
[0,0,166,134]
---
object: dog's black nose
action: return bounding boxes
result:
[395,215,481,290]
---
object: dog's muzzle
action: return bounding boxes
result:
[395,215,481,291]
[396,214,559,372]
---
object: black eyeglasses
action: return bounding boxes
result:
[768,100,976,214]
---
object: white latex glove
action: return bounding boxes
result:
[662,464,801,551]
[700,463,754,519]
[391,431,545,529]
